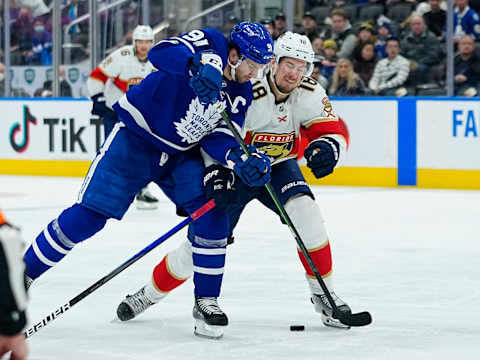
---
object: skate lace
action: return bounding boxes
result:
[317,292,342,310]
[197,297,223,315]
[126,289,154,314]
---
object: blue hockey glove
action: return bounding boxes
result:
[203,164,238,212]
[227,145,271,187]
[304,137,340,179]
[91,93,111,117]
[188,51,223,104]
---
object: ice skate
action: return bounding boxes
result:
[117,286,164,321]
[311,292,352,329]
[193,297,228,339]
[135,187,159,210]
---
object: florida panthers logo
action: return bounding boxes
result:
[252,132,296,160]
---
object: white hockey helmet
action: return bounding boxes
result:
[274,32,315,76]
[132,25,154,43]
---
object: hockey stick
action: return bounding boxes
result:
[219,109,371,327]
[24,199,216,338]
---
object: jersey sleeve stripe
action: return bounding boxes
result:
[113,77,128,93]
[211,127,234,137]
[172,36,196,54]
[89,67,109,84]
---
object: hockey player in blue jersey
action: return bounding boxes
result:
[115,32,356,332]
[23,22,274,339]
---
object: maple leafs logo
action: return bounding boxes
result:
[174,98,226,144]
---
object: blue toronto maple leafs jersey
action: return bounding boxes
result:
[112,28,252,164]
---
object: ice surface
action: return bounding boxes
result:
[1,175,479,360]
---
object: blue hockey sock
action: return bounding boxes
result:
[191,238,227,298]
[24,204,107,279]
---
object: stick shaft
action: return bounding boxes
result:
[25,199,215,338]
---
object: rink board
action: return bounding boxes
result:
[0,97,479,189]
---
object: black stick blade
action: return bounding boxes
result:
[339,311,372,327]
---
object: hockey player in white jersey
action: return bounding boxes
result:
[87,25,159,209]
[116,32,355,329]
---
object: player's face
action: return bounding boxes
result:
[234,57,268,82]
[275,57,308,93]
[135,40,153,60]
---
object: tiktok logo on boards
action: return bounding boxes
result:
[9,105,37,153]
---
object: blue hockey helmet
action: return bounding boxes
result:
[230,22,274,65]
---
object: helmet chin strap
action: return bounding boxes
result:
[228,57,243,81]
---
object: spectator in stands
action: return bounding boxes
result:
[454,35,480,95]
[15,0,49,17]
[10,7,35,65]
[327,9,357,59]
[301,12,320,42]
[31,17,52,65]
[415,0,447,16]
[357,22,376,44]
[353,22,376,61]
[274,12,288,39]
[375,18,392,59]
[434,35,480,96]
[353,42,378,85]
[260,18,275,37]
[311,35,324,55]
[68,0,89,49]
[310,59,330,89]
[453,0,480,41]
[320,39,339,80]
[41,67,73,97]
[369,36,410,95]
[423,0,447,39]
[401,14,442,84]
[329,58,368,95]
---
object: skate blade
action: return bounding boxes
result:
[136,202,158,210]
[321,313,350,330]
[194,319,225,339]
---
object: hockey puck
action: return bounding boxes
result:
[289,325,305,331]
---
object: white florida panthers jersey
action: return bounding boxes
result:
[243,73,347,165]
[87,45,156,108]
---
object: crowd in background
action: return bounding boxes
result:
[1,0,480,97]
[0,0,165,66]
[263,0,480,96]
